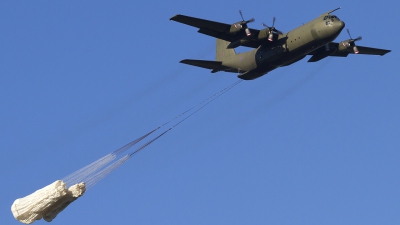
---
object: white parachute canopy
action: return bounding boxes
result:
[11,181,85,224]
[9,129,156,224]
[10,80,242,224]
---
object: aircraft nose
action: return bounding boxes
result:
[336,21,345,32]
[330,20,345,35]
[339,21,345,29]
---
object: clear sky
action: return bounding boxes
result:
[1,1,398,224]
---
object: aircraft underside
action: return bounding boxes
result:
[237,43,323,80]
[171,9,390,81]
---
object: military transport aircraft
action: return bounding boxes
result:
[170,8,390,80]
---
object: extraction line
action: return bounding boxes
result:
[62,128,158,187]
[84,129,171,189]
[83,79,242,189]
[158,79,243,128]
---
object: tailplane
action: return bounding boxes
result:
[180,59,236,73]
[216,39,236,61]
[178,39,237,73]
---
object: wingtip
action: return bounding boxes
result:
[170,14,181,21]
[381,49,392,56]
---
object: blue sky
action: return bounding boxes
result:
[1,1,398,224]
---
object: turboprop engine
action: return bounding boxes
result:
[338,29,362,54]
[229,10,254,36]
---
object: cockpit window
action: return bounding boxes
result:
[324,15,341,21]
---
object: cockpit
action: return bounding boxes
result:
[323,14,341,26]
[323,14,341,21]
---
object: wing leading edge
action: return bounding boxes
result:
[308,42,391,62]
[170,14,262,48]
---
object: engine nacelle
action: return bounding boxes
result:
[230,22,251,36]
[230,14,254,36]
[338,40,359,53]
[230,22,245,33]
[338,40,352,51]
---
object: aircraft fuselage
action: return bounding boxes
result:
[228,15,345,80]
[172,9,389,80]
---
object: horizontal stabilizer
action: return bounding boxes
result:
[180,59,236,73]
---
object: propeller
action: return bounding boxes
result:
[239,10,255,24]
[262,17,283,41]
[235,10,255,36]
[345,29,362,53]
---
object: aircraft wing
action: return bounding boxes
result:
[308,42,391,62]
[170,14,262,48]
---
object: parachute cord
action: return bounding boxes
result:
[70,79,242,189]
[61,128,159,187]
[62,154,116,187]
[112,128,159,155]
[172,79,242,129]
[128,129,172,158]
[84,155,131,189]
[84,130,171,189]
[129,79,243,156]
[157,79,243,128]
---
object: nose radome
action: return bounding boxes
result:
[338,21,345,31]
[331,20,345,35]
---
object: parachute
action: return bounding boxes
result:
[11,181,85,224]
[11,80,242,224]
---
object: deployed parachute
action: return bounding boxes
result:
[11,181,85,224]
[10,129,157,224]
[11,80,241,224]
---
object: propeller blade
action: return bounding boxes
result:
[354,36,362,42]
[239,10,254,24]
[262,17,283,35]
[346,29,362,42]
[247,18,255,23]
[346,29,351,37]
[239,10,245,21]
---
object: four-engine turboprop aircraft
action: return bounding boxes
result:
[170,8,391,80]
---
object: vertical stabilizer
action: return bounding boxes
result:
[216,39,236,62]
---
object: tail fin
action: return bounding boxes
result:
[216,39,236,62]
